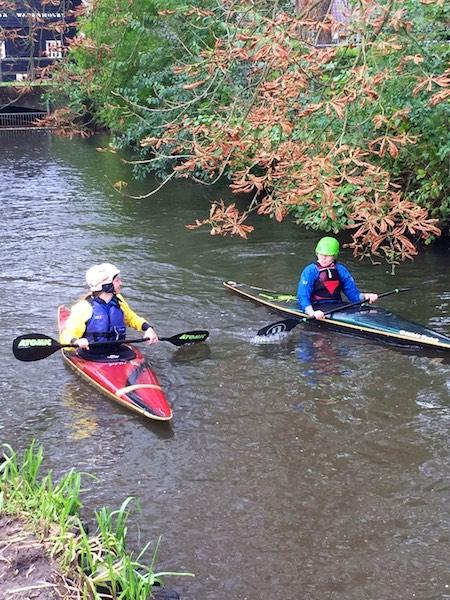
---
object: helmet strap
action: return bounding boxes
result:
[101,282,115,294]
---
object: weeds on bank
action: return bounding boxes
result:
[0,442,193,599]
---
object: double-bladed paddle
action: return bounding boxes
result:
[256,283,435,338]
[12,330,210,362]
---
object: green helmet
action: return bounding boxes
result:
[315,236,340,256]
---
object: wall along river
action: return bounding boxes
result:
[1,132,449,600]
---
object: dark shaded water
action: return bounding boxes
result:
[1,132,449,600]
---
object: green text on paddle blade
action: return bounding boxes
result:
[18,339,52,348]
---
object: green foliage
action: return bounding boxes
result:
[350,0,450,224]
[52,0,221,136]
[51,0,450,261]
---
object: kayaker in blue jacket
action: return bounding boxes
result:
[297,237,378,320]
[60,263,158,359]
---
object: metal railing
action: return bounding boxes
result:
[0,110,48,129]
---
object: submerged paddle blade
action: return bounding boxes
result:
[257,318,302,337]
[161,330,209,347]
[12,333,61,362]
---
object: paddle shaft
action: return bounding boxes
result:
[314,287,405,318]
[43,334,208,351]
[58,337,171,350]
[13,330,209,362]
[256,284,430,337]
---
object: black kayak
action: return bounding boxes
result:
[224,280,450,353]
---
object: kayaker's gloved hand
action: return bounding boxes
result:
[143,326,159,345]
[305,306,326,320]
[74,337,90,349]
[312,310,325,320]
[363,293,378,303]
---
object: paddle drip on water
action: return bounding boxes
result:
[251,331,290,344]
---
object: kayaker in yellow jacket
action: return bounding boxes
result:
[60,263,158,360]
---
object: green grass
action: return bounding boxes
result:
[0,442,193,599]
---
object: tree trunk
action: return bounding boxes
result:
[296,0,332,19]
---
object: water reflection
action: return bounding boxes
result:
[61,382,99,441]
[59,377,175,441]
[169,343,212,365]
[256,329,355,387]
[295,331,354,386]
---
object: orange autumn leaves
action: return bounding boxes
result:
[143,3,447,263]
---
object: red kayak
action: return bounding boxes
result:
[58,306,173,421]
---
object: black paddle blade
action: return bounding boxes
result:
[257,318,301,337]
[162,330,209,347]
[12,333,61,362]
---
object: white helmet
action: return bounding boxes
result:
[85,263,120,292]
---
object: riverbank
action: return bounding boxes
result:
[0,514,73,599]
[0,444,191,599]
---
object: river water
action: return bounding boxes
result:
[1,132,449,600]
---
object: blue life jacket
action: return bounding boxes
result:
[84,296,126,343]
[311,261,343,304]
